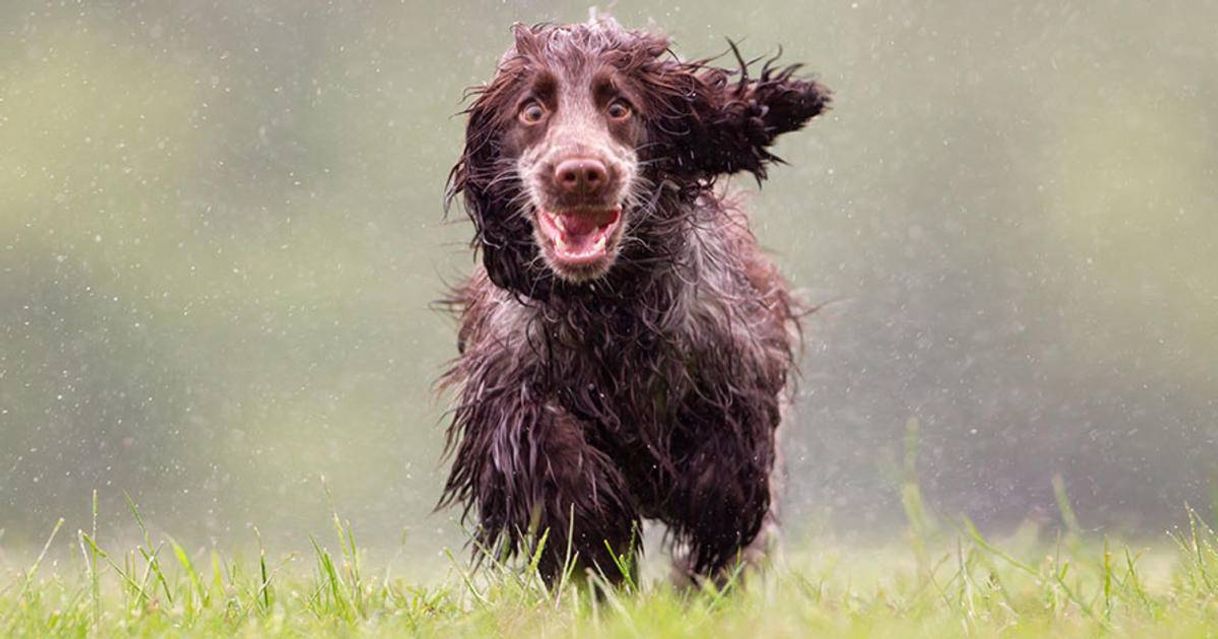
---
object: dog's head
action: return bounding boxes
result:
[448,18,830,295]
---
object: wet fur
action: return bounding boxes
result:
[439,19,829,584]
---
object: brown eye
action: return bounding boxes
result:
[519,101,545,124]
[606,100,632,120]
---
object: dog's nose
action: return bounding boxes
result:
[554,158,608,196]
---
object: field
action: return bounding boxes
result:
[4,494,1218,638]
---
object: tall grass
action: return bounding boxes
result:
[2,483,1218,637]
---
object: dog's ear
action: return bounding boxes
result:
[446,47,552,300]
[642,48,830,183]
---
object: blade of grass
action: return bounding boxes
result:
[3,518,65,632]
[124,492,173,605]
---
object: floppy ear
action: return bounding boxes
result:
[446,117,537,297]
[446,40,553,300]
[644,49,831,183]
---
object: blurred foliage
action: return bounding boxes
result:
[0,0,1216,554]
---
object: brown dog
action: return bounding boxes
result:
[439,17,829,586]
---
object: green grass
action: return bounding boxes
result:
[4,492,1218,638]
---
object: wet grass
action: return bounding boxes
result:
[3,489,1218,638]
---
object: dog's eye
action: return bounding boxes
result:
[606,100,632,120]
[519,101,546,124]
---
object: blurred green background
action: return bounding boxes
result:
[1,1,1216,556]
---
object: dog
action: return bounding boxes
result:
[439,17,829,585]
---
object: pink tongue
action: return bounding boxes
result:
[559,213,599,237]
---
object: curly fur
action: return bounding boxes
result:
[438,17,830,585]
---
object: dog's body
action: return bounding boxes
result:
[439,18,828,584]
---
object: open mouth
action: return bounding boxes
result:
[535,207,622,265]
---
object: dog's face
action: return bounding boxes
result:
[449,20,830,294]
[506,61,647,282]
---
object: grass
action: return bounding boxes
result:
[4,486,1218,638]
